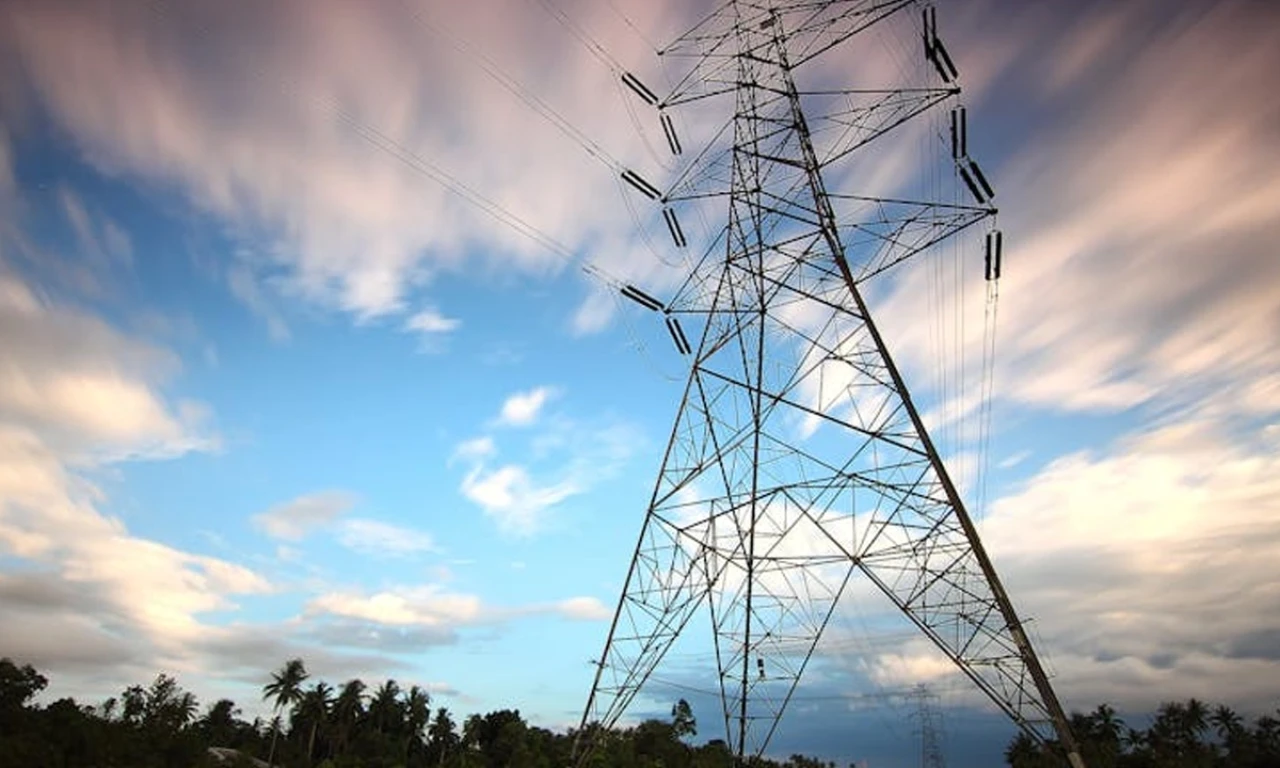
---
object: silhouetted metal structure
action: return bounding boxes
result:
[577,2,1085,767]
[911,685,947,768]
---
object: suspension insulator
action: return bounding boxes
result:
[959,165,986,204]
[621,284,664,311]
[665,315,692,355]
[660,112,683,156]
[985,230,1003,281]
[950,106,967,159]
[922,7,937,58]
[969,160,995,200]
[621,169,661,200]
[663,207,687,248]
[621,72,658,106]
[934,38,959,81]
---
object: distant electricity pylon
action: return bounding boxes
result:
[576,2,1086,767]
[911,685,947,768]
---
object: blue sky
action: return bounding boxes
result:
[1,0,1279,766]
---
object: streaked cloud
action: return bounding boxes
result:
[306,584,612,628]
[878,0,1280,422]
[252,490,356,541]
[336,518,438,558]
[0,0,681,334]
[0,0,1276,740]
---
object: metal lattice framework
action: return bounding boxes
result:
[578,2,1085,767]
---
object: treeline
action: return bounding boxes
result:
[1005,700,1280,768]
[0,657,841,768]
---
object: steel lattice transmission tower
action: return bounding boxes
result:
[577,2,1086,767]
[912,686,948,768]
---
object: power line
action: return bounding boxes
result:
[145,0,624,293]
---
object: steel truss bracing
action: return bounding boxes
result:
[578,2,1085,767]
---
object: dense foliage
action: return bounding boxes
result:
[0,657,844,768]
[8,656,1277,768]
[1005,701,1280,768]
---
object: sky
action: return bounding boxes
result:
[1,0,1279,766]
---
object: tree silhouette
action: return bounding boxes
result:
[295,681,332,766]
[4,655,1279,768]
[262,658,308,767]
[427,706,459,767]
[332,678,366,758]
[405,684,433,765]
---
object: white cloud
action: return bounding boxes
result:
[0,271,216,460]
[937,418,1280,710]
[0,270,270,686]
[555,596,611,621]
[997,450,1030,470]
[0,0,690,332]
[252,490,356,541]
[455,395,641,534]
[496,386,556,427]
[873,0,1280,423]
[337,518,437,558]
[404,307,460,335]
[308,585,483,627]
[460,463,579,536]
[451,435,495,464]
[306,584,612,628]
[253,494,437,559]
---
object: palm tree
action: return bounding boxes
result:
[1184,697,1209,737]
[404,685,432,764]
[297,682,333,766]
[369,679,403,738]
[427,707,458,767]
[332,679,366,757]
[262,658,309,767]
[1088,703,1124,763]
